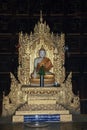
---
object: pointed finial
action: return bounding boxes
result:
[39,45,45,52]
[40,10,43,23]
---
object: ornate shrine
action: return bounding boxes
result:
[2,11,80,122]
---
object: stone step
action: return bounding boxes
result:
[15,110,69,115]
[28,95,58,100]
[13,114,72,122]
[17,103,66,112]
[28,99,56,105]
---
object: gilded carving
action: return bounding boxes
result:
[2,12,80,117]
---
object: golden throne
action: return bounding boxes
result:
[2,12,80,120]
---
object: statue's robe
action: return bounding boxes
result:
[36,57,53,72]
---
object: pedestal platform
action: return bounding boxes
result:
[12,86,72,123]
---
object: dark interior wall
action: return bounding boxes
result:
[0,0,87,114]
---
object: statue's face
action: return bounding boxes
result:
[39,50,46,58]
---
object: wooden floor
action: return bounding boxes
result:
[0,115,87,130]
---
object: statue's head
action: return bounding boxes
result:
[39,45,46,58]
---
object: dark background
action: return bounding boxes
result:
[0,0,87,114]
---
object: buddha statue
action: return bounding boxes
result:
[30,46,55,86]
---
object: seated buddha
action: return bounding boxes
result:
[30,46,55,86]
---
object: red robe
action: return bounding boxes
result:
[36,57,53,72]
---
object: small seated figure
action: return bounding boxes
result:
[30,46,55,86]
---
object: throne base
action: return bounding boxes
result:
[12,86,72,123]
[30,78,55,87]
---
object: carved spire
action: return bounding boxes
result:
[40,10,43,23]
[39,45,45,52]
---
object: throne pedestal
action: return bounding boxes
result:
[13,86,72,123]
[30,75,55,87]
